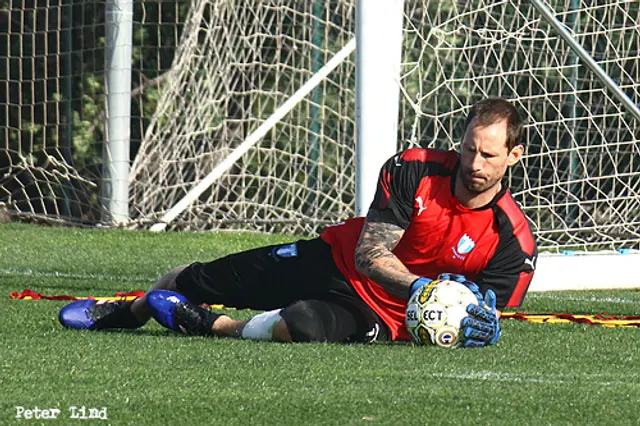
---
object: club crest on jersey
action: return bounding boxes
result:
[452,234,476,260]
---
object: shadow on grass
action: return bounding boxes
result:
[63,328,417,347]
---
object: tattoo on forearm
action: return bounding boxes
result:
[354,210,418,297]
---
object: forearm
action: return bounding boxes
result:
[354,210,420,298]
[355,246,420,298]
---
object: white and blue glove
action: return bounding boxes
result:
[461,289,501,347]
[408,277,432,298]
[437,273,500,346]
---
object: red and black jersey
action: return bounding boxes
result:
[320,148,538,341]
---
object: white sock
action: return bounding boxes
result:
[241,309,283,340]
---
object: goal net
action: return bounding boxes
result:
[130,1,358,234]
[0,0,186,224]
[2,0,639,253]
[396,0,640,251]
[131,0,640,251]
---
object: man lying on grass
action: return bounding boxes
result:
[59,98,537,348]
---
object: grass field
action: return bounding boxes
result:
[2,222,640,425]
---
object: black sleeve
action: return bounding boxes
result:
[476,212,538,309]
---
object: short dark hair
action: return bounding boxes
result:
[464,98,524,150]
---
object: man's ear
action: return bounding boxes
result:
[506,144,524,167]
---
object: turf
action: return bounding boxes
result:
[2,222,640,425]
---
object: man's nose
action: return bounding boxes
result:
[470,153,484,171]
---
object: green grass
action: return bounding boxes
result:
[2,222,640,425]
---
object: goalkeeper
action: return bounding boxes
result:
[60,98,537,347]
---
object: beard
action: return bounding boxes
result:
[459,169,500,194]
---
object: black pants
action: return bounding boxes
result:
[175,238,389,343]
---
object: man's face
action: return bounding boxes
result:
[458,118,523,194]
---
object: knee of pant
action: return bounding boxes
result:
[168,265,190,292]
[280,301,327,342]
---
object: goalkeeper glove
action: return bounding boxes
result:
[409,273,483,302]
[436,272,484,304]
[408,277,432,299]
[461,289,501,347]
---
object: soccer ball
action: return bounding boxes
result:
[405,279,479,348]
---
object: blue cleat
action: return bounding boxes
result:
[146,290,218,336]
[59,299,140,330]
[59,299,100,329]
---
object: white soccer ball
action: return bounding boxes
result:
[405,279,479,348]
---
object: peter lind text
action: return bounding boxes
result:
[15,406,107,420]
